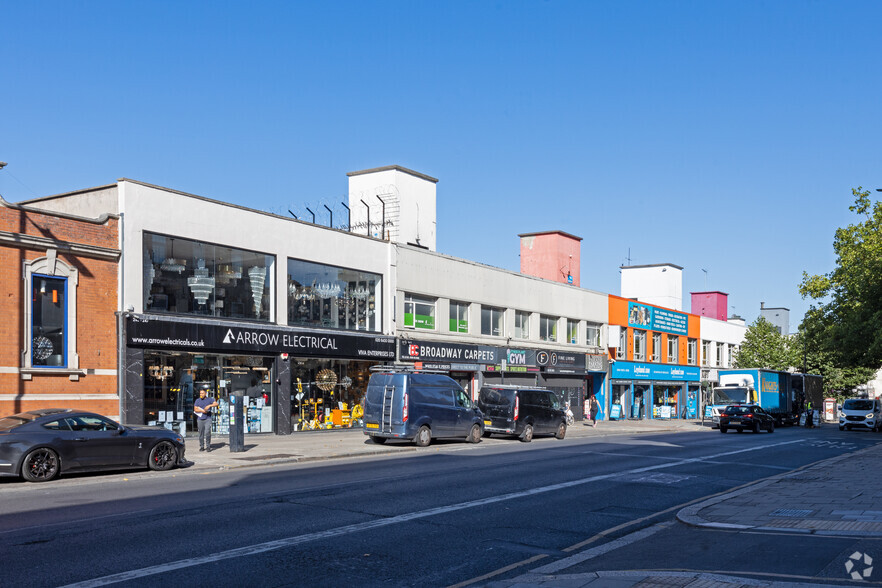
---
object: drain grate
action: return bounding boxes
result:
[233,453,299,461]
[769,508,813,518]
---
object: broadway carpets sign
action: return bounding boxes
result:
[399,340,501,364]
[126,314,395,359]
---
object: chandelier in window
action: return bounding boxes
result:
[187,259,215,304]
[216,264,242,285]
[248,266,266,314]
[314,282,341,299]
[160,257,187,273]
[348,285,370,300]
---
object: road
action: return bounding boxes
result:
[0,425,877,587]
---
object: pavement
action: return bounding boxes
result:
[182,419,880,587]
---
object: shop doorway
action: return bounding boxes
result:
[610,383,631,420]
[632,385,648,419]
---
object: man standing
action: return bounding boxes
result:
[194,385,219,452]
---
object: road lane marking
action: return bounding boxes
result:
[61,439,803,587]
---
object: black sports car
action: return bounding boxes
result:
[0,408,186,482]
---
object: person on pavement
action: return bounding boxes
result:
[194,385,219,452]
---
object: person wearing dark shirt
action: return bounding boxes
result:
[194,385,219,452]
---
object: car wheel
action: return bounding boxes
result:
[467,424,482,444]
[21,448,60,482]
[768,421,775,433]
[520,423,534,443]
[148,441,178,471]
[414,425,431,447]
[719,426,727,434]
[371,436,387,444]
[555,422,567,439]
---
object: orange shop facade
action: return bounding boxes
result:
[607,295,701,420]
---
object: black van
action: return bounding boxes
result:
[477,386,567,442]
[363,369,485,447]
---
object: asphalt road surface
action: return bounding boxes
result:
[1,425,877,587]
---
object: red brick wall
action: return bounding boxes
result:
[0,205,120,417]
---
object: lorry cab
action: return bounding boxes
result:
[362,368,484,447]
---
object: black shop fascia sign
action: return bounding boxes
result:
[126,314,395,360]
[399,339,501,364]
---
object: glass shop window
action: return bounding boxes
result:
[288,258,381,332]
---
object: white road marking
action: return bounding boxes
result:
[61,439,803,587]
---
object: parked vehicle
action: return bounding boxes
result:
[362,368,484,447]
[838,398,882,431]
[719,404,775,434]
[0,408,186,482]
[706,370,796,427]
[476,386,567,442]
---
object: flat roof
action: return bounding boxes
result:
[346,165,438,184]
[518,230,583,241]
[620,263,684,270]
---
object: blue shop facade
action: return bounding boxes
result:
[608,362,701,420]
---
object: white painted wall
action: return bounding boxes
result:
[396,245,608,350]
[621,264,683,310]
[348,167,437,251]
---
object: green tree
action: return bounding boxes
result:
[800,187,882,370]
[732,317,792,370]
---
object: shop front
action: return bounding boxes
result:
[399,341,607,422]
[124,314,395,435]
[609,362,700,420]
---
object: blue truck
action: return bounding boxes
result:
[706,369,796,426]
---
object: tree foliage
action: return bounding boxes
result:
[799,187,882,370]
[732,317,792,370]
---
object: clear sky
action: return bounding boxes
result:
[2,1,880,331]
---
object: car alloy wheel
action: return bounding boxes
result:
[22,448,60,482]
[148,441,178,471]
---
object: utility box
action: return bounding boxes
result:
[228,394,245,452]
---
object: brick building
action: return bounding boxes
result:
[0,193,120,418]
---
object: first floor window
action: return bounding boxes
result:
[404,294,436,329]
[449,301,469,333]
[567,319,579,344]
[633,330,646,361]
[651,333,661,362]
[667,335,679,363]
[481,305,504,336]
[687,338,697,365]
[586,323,601,347]
[540,315,558,342]
[31,275,67,366]
[716,342,724,366]
[701,340,710,366]
[514,310,530,339]
[617,328,626,359]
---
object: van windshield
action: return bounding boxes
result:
[843,399,874,411]
[479,388,515,405]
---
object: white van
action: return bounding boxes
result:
[839,398,882,431]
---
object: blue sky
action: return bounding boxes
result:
[2,1,880,330]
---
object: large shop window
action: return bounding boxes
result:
[481,305,504,336]
[633,330,646,361]
[449,301,469,333]
[143,233,273,321]
[539,315,558,342]
[22,253,79,371]
[292,359,374,431]
[287,259,380,331]
[144,351,275,433]
[514,310,531,339]
[404,294,436,329]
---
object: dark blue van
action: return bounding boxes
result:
[363,369,485,447]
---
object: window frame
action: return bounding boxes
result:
[567,319,579,345]
[617,328,626,359]
[22,252,79,372]
[404,294,437,330]
[586,322,601,347]
[651,333,661,362]
[633,329,646,362]
[514,310,531,339]
[701,340,710,366]
[539,315,559,342]
[449,301,469,333]
[687,338,697,365]
[667,335,679,363]
[480,305,504,337]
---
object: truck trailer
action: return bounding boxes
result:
[705,369,796,426]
